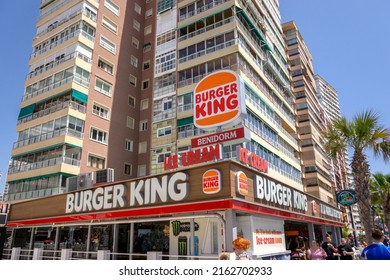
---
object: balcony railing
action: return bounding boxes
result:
[23,75,89,102]
[177,103,193,113]
[26,51,91,80]
[179,0,229,21]
[17,101,86,125]
[13,127,83,149]
[179,38,237,64]
[8,156,80,174]
[179,16,234,42]
[35,8,97,40]
[31,29,95,59]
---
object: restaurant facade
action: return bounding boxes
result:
[2,154,343,260]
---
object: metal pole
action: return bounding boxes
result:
[349,206,358,247]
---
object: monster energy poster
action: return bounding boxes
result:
[178,236,188,259]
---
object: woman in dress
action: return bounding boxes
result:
[307,240,327,260]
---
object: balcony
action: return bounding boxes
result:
[17,101,86,125]
[8,156,80,175]
[35,8,97,41]
[179,0,230,22]
[13,127,83,149]
[26,51,91,80]
[31,29,95,59]
[22,75,89,102]
[179,38,238,64]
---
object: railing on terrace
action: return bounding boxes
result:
[26,51,91,80]
[238,60,295,126]
[13,127,83,149]
[178,64,238,88]
[245,91,297,146]
[3,247,219,260]
[153,109,176,122]
[17,101,86,125]
[179,38,237,64]
[31,29,95,59]
[39,0,70,20]
[22,75,89,102]
[177,103,193,113]
[179,16,234,42]
[8,156,81,175]
[35,8,97,40]
[179,0,229,21]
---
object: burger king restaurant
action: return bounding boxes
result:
[1,70,343,260]
[2,158,343,260]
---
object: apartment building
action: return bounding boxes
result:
[6,0,155,202]
[316,74,362,231]
[282,21,335,204]
[2,0,345,260]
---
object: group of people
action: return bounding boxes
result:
[221,229,390,260]
[291,229,390,260]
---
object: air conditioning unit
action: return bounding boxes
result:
[66,176,78,192]
[77,173,93,190]
[93,168,114,184]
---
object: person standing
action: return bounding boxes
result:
[307,240,327,260]
[321,234,339,260]
[361,229,390,260]
[232,237,252,260]
[337,238,354,260]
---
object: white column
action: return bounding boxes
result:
[33,248,43,260]
[61,248,72,260]
[97,250,110,260]
[11,247,21,260]
[147,251,162,260]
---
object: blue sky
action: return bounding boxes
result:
[0,1,389,192]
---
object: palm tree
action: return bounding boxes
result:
[370,173,390,233]
[323,110,390,243]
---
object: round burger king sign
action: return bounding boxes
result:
[194,70,246,130]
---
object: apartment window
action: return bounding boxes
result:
[104,0,119,16]
[125,139,134,151]
[143,42,151,52]
[142,79,149,90]
[127,116,135,129]
[138,164,146,177]
[100,36,116,53]
[95,78,112,96]
[129,75,137,86]
[124,163,133,175]
[144,25,152,35]
[163,100,172,110]
[143,60,150,70]
[130,55,138,67]
[102,17,118,33]
[146,8,153,18]
[128,96,136,107]
[157,0,173,14]
[92,103,110,119]
[157,126,172,137]
[134,3,142,14]
[140,120,148,131]
[98,59,113,74]
[155,50,175,74]
[90,127,108,144]
[138,142,147,153]
[132,37,139,49]
[88,154,105,168]
[157,152,171,163]
[141,99,149,110]
[133,19,141,31]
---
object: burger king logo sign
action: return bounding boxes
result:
[202,169,221,194]
[194,70,246,130]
